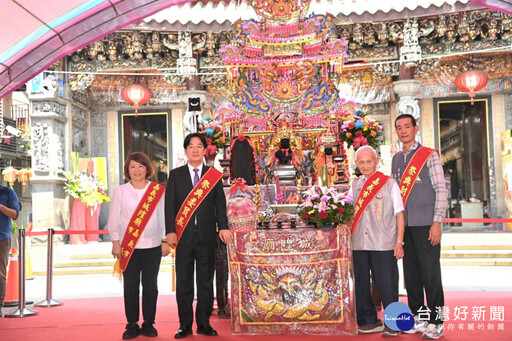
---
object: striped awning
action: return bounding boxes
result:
[0,0,193,100]
[144,0,474,26]
[469,0,512,15]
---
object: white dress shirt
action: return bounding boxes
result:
[108,181,166,249]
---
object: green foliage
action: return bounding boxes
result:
[10,221,18,237]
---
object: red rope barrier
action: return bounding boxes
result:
[26,231,49,237]
[53,230,109,235]
[443,218,512,223]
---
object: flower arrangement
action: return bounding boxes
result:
[339,110,383,149]
[298,186,353,227]
[64,171,110,206]
[201,116,231,157]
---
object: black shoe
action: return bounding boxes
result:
[174,326,192,339]
[197,325,218,336]
[218,311,229,319]
[382,326,399,338]
[358,320,384,334]
[122,323,140,340]
[141,322,158,337]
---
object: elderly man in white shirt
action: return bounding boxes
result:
[345,146,405,338]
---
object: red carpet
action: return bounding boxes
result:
[1,292,511,340]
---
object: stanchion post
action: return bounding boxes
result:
[5,228,38,317]
[35,228,63,307]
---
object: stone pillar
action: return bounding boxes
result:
[392,79,422,143]
[28,74,69,231]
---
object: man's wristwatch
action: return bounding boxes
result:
[162,239,167,244]
[396,240,404,246]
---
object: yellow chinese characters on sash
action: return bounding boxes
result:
[113,182,165,279]
[175,167,223,245]
[399,147,436,206]
[351,171,389,234]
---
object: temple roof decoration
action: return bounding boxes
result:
[219,0,348,119]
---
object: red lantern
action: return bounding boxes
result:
[121,84,151,114]
[455,70,488,105]
[2,167,18,187]
[18,168,32,189]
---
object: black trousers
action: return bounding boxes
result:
[353,250,398,326]
[215,234,229,315]
[403,225,444,325]
[122,246,162,324]
[175,232,216,328]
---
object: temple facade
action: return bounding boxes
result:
[1,0,512,234]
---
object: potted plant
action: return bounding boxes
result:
[298,186,353,229]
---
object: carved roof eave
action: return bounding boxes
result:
[127,2,484,32]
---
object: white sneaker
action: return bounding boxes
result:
[402,315,428,334]
[422,323,444,339]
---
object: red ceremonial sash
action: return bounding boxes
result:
[399,146,436,206]
[175,167,223,245]
[351,171,389,234]
[114,182,165,277]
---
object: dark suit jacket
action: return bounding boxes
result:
[164,164,228,246]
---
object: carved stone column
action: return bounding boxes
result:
[27,73,69,232]
[393,79,422,142]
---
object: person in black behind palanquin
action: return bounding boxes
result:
[165,133,233,339]
[229,135,256,185]
[213,134,258,319]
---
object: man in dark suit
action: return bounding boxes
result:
[165,133,232,339]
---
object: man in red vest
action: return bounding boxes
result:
[392,114,448,340]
